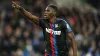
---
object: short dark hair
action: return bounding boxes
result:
[48,4,58,13]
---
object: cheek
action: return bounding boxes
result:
[49,13,54,17]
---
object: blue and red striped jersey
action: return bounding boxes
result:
[39,18,72,56]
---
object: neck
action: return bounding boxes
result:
[49,16,56,23]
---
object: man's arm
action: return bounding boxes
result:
[12,1,39,25]
[67,32,77,56]
[63,20,77,56]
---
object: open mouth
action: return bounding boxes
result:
[44,14,47,17]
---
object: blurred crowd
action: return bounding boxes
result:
[0,0,100,56]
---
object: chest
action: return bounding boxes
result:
[44,22,63,35]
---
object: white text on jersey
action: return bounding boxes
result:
[46,28,61,35]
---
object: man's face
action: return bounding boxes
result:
[44,7,56,19]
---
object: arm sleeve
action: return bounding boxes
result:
[66,23,72,33]
[39,19,46,28]
[63,20,72,33]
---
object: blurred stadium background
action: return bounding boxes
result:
[0,0,100,56]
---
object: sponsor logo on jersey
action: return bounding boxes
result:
[46,28,61,35]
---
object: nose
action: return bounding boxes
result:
[44,11,47,16]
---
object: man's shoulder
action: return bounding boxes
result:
[40,18,48,20]
[57,18,68,24]
[39,18,49,23]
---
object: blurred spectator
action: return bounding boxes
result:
[16,48,23,56]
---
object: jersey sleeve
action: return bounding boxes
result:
[39,19,48,28]
[66,23,72,33]
[39,19,44,28]
[63,20,72,33]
